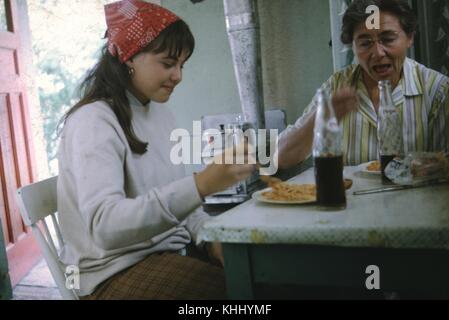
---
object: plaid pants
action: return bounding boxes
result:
[81,251,227,300]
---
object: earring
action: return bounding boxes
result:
[128,67,135,76]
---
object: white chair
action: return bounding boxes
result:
[16,176,78,300]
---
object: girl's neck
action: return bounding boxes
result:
[128,87,150,105]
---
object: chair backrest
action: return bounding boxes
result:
[16,176,78,300]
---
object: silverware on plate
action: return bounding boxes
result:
[353,179,449,195]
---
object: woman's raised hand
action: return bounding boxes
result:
[331,87,359,122]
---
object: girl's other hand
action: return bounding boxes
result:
[194,142,256,198]
[206,242,224,267]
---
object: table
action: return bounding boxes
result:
[198,166,449,299]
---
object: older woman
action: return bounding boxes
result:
[278,0,449,168]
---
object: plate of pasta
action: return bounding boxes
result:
[252,182,317,204]
[360,160,381,175]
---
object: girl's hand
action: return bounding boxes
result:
[194,142,256,198]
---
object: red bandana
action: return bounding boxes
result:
[104,0,180,63]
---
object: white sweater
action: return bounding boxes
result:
[57,93,210,296]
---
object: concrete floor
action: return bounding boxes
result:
[13,258,62,300]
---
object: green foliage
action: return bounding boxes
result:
[28,0,113,174]
[432,0,449,75]
[36,51,76,167]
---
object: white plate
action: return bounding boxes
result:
[252,188,317,205]
[360,161,381,175]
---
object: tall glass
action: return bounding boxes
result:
[377,80,402,184]
[313,88,346,210]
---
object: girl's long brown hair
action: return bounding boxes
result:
[60,20,195,154]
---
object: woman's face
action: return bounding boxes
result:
[352,11,414,89]
[126,49,189,104]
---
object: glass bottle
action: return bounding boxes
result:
[377,80,402,184]
[313,88,346,210]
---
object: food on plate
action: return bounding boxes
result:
[261,178,353,202]
[259,175,283,187]
[366,160,381,172]
[344,178,353,189]
[262,183,316,202]
[410,152,448,178]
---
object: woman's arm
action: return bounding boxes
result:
[277,111,316,169]
[277,88,358,169]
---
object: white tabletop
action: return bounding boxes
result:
[198,166,449,249]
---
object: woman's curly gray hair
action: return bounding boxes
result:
[341,0,417,45]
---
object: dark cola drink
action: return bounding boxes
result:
[380,155,395,184]
[314,155,346,210]
[312,88,346,210]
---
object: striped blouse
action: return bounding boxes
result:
[285,58,449,166]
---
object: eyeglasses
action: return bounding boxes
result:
[354,31,403,53]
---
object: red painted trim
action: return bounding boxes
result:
[0,97,13,246]
[19,93,36,183]
[0,139,12,245]
[7,0,17,34]
[6,231,41,287]
[3,0,13,32]
[0,0,41,285]
[6,93,20,188]
[13,49,19,75]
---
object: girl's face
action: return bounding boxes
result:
[126,49,189,104]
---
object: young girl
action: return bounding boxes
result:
[57,0,254,299]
